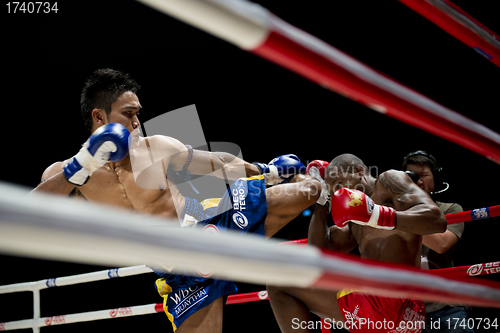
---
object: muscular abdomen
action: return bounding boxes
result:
[352,224,421,266]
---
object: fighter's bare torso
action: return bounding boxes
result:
[349,171,423,267]
[43,135,187,220]
[81,158,182,218]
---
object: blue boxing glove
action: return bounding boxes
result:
[254,154,306,185]
[64,123,130,185]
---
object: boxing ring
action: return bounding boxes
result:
[1,209,499,332]
[2,0,500,331]
[1,199,500,331]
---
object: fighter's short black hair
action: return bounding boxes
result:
[80,68,140,131]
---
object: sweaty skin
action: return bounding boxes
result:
[349,170,437,266]
[33,91,322,333]
[267,163,446,333]
[33,92,191,219]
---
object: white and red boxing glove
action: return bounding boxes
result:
[306,160,328,179]
[331,188,396,230]
[306,160,330,206]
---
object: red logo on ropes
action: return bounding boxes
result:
[196,225,220,278]
[109,307,133,318]
[467,264,483,276]
[0,323,5,331]
[258,291,268,300]
[467,262,500,276]
[45,316,65,326]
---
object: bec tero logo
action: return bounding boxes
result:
[110,307,133,318]
[232,212,248,229]
[467,264,483,276]
[466,262,500,276]
[45,316,65,326]
[258,290,268,300]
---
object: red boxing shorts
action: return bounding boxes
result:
[337,289,425,333]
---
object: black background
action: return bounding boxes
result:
[1,1,500,332]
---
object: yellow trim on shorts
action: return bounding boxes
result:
[337,288,359,299]
[241,175,265,181]
[155,278,177,331]
[200,198,222,210]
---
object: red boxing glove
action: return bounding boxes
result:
[331,188,396,230]
[306,160,329,179]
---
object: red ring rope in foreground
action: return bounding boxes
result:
[399,0,500,68]
[225,261,500,305]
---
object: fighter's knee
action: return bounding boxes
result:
[266,285,287,299]
[267,284,296,296]
[266,285,279,293]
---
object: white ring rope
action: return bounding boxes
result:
[0,265,158,331]
[0,265,152,294]
[2,260,499,331]
[0,265,261,331]
[1,182,500,310]
[1,303,162,331]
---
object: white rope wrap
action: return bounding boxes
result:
[138,0,271,50]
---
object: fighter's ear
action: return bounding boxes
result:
[92,108,107,126]
[355,165,365,177]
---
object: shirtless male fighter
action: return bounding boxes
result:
[32,68,323,333]
[267,153,447,333]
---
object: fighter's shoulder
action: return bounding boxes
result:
[143,135,188,170]
[376,169,414,192]
[41,160,71,181]
[377,169,410,183]
[145,135,186,152]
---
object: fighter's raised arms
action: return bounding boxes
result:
[375,170,447,235]
[140,135,259,180]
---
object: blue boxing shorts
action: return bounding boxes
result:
[154,175,267,331]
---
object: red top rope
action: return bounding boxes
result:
[399,0,500,68]
[251,17,500,164]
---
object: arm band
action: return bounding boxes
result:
[182,145,193,171]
